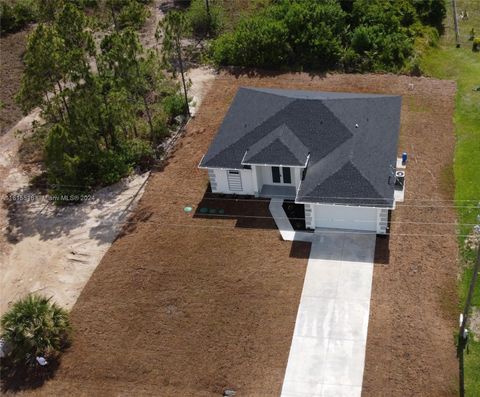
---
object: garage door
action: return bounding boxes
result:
[313,204,377,232]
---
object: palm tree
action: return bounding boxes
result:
[1,294,71,367]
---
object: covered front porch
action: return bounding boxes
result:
[258,184,297,199]
[252,164,303,199]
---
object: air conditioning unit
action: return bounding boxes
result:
[395,170,405,189]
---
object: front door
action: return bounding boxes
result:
[272,166,292,184]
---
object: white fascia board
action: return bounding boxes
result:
[293,199,394,210]
[240,150,309,168]
[198,155,244,171]
[241,162,307,168]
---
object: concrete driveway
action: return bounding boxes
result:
[281,231,376,397]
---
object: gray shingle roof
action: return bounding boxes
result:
[200,87,401,207]
[242,124,309,166]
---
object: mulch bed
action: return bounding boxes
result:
[12,72,458,396]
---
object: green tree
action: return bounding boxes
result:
[412,0,446,33]
[17,3,94,119]
[99,29,156,139]
[157,11,190,116]
[16,24,66,118]
[36,0,63,22]
[1,294,71,366]
[106,0,149,31]
[185,0,224,37]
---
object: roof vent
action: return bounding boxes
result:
[355,123,359,128]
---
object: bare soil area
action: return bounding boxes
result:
[9,72,459,396]
[0,29,30,135]
[0,0,214,316]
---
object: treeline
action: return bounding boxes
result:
[0,0,150,35]
[210,0,446,73]
[16,2,186,198]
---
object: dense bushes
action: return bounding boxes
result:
[115,0,150,30]
[0,0,36,34]
[211,0,446,73]
[185,0,223,37]
[212,0,345,69]
[212,17,290,68]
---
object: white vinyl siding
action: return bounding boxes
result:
[207,168,254,195]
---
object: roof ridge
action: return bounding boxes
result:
[349,160,385,199]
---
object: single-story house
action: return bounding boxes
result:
[199,87,403,234]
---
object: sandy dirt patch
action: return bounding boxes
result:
[0,108,150,316]
[1,172,149,315]
[0,0,215,317]
[9,72,459,396]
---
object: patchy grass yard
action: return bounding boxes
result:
[5,72,459,396]
[421,1,480,393]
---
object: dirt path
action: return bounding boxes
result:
[0,108,152,315]
[139,0,217,115]
[0,29,30,136]
[0,1,216,316]
[9,72,459,396]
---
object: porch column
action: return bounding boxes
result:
[252,165,260,196]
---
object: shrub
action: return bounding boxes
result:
[186,0,224,37]
[280,0,345,69]
[0,0,37,34]
[1,294,71,367]
[124,138,155,170]
[0,2,16,34]
[212,16,290,68]
[12,0,36,26]
[152,111,170,142]
[117,0,149,30]
[163,93,188,121]
[412,0,446,33]
[473,38,480,52]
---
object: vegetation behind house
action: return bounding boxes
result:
[209,0,445,73]
[13,1,185,199]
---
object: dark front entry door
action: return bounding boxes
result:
[272,166,291,184]
[282,167,291,183]
[272,166,281,183]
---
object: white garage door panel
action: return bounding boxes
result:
[314,204,377,232]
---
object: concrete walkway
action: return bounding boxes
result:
[281,231,376,397]
[269,198,313,242]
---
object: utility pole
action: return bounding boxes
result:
[452,0,461,47]
[458,246,480,397]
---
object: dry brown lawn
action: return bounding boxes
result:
[8,72,458,397]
